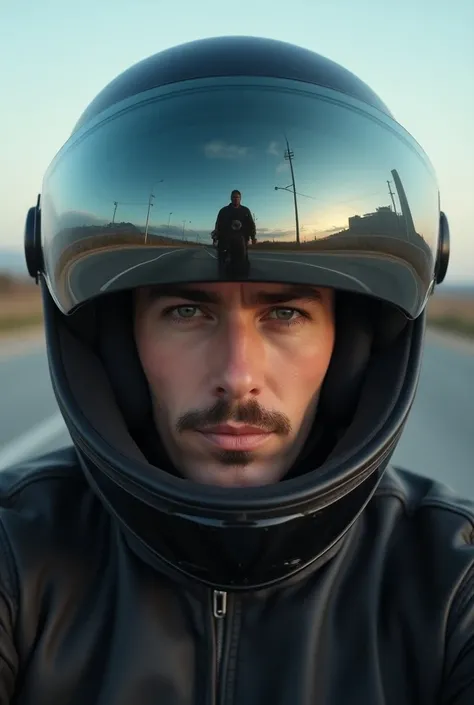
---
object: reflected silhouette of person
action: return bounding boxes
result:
[214,190,257,265]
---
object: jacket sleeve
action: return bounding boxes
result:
[215,207,225,234]
[440,566,474,704]
[247,209,256,237]
[0,523,18,703]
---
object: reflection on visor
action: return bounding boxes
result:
[40,77,439,317]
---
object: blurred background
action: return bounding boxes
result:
[1,0,473,494]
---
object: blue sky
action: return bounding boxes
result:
[1,0,473,280]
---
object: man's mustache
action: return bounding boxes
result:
[177,398,291,435]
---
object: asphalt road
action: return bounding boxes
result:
[0,330,473,498]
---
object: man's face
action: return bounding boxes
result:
[231,192,241,206]
[134,282,335,488]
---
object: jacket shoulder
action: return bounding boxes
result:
[0,446,91,529]
[0,448,114,688]
[377,465,474,527]
[375,466,474,561]
[0,447,106,598]
[0,445,84,496]
[374,468,474,702]
[374,466,474,620]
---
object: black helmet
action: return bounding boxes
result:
[25,36,450,591]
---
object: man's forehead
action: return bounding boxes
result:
[144,282,327,305]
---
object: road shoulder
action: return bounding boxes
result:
[0,326,46,360]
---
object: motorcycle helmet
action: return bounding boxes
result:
[24,36,450,591]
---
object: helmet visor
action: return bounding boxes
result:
[41,76,439,317]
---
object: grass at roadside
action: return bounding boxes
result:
[0,311,44,334]
[0,273,43,337]
[427,316,474,339]
[426,294,474,340]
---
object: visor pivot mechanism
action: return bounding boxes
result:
[24,193,43,284]
[435,211,450,285]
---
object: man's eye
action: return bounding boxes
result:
[267,308,302,322]
[172,304,201,318]
[163,305,205,321]
[176,305,200,318]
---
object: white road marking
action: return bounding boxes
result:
[250,255,372,293]
[202,248,371,292]
[0,412,67,471]
[99,248,189,292]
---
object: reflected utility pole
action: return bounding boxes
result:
[182,220,191,241]
[144,194,154,243]
[167,212,173,233]
[387,180,398,216]
[112,201,118,224]
[275,139,300,244]
[144,179,164,244]
[284,138,300,245]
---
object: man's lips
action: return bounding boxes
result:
[196,424,273,450]
[198,424,271,435]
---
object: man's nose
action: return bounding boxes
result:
[211,315,265,401]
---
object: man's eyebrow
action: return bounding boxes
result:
[252,286,322,305]
[146,287,221,304]
[146,285,322,306]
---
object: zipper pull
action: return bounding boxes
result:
[213,590,228,618]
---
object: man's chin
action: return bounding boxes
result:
[182,452,286,488]
[167,434,291,486]
[214,449,255,466]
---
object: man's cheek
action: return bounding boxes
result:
[144,346,178,384]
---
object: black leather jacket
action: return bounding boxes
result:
[215,204,256,242]
[1,445,474,704]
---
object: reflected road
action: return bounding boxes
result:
[66,245,420,313]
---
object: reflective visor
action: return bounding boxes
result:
[41,77,440,317]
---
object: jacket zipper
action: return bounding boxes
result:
[212,589,228,701]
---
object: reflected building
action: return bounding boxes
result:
[391,168,416,238]
[348,206,406,238]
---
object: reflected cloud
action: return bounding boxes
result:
[312,225,347,238]
[58,210,107,230]
[267,141,280,156]
[204,140,249,160]
[256,228,296,241]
